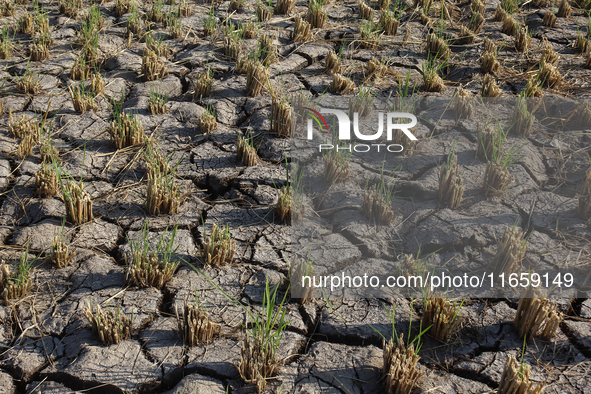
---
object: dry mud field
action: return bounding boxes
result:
[0,0,591,393]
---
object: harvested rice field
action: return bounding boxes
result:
[0,0,590,393]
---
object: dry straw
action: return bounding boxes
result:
[199,223,236,267]
[176,294,220,346]
[0,248,36,302]
[422,295,464,342]
[292,15,311,42]
[438,146,464,209]
[109,112,145,149]
[84,301,132,345]
[35,163,58,198]
[237,132,258,166]
[579,165,591,220]
[62,180,94,225]
[246,61,268,97]
[515,287,561,341]
[543,10,557,27]
[324,50,341,74]
[491,225,528,277]
[142,48,167,81]
[125,222,179,289]
[275,0,295,14]
[331,73,356,94]
[498,355,545,394]
[383,334,422,394]
[481,74,501,97]
[358,0,373,20]
[270,94,292,137]
[557,0,572,17]
[308,0,327,28]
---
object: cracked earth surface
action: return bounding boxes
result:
[0,0,590,393]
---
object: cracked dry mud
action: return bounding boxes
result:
[0,0,590,393]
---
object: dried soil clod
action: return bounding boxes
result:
[491,225,527,276]
[438,150,464,209]
[176,296,221,346]
[498,355,546,394]
[84,302,132,345]
[515,287,562,341]
[199,223,236,267]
